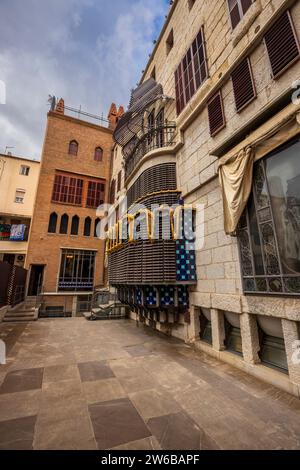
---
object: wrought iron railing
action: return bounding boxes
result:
[125,122,176,180]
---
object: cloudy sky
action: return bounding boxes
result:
[0,0,169,160]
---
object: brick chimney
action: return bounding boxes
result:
[55,98,65,114]
[108,103,118,130]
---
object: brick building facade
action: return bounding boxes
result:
[25,99,118,316]
[108,0,300,396]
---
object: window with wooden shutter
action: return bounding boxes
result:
[117,171,122,192]
[207,92,225,136]
[264,11,300,78]
[228,0,253,29]
[52,174,83,205]
[175,64,185,114]
[110,179,116,204]
[231,57,256,112]
[175,27,207,115]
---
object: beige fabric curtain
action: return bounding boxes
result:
[219,147,254,235]
[218,112,300,235]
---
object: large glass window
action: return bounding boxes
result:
[58,249,96,292]
[175,27,207,115]
[86,181,105,209]
[52,174,83,205]
[238,137,300,294]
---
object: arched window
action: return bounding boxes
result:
[94,218,101,238]
[68,140,78,156]
[48,212,58,233]
[71,215,79,235]
[94,147,103,162]
[60,214,69,234]
[84,217,91,237]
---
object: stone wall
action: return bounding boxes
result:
[111,0,300,395]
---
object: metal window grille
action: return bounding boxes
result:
[237,137,300,295]
[58,249,96,292]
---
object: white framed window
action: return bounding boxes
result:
[228,0,253,29]
[15,189,25,203]
[20,165,30,176]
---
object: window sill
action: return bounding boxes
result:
[231,0,262,47]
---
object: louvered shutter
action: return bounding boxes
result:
[240,0,252,15]
[207,92,225,136]
[264,11,300,78]
[231,57,256,112]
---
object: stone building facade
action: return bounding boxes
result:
[109,0,300,396]
[25,99,117,316]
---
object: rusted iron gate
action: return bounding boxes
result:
[0,261,27,308]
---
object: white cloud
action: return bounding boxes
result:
[0,0,168,159]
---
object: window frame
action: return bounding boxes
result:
[227,0,253,30]
[58,249,96,292]
[20,165,30,176]
[83,217,92,237]
[52,174,84,206]
[174,26,208,115]
[263,10,300,79]
[68,140,79,156]
[48,212,58,234]
[117,171,122,193]
[71,215,80,236]
[15,189,25,204]
[207,91,226,137]
[59,214,69,235]
[166,28,174,56]
[231,56,257,113]
[237,136,300,296]
[188,0,196,11]
[86,180,105,209]
[94,147,103,162]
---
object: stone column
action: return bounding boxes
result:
[211,309,225,351]
[72,296,78,318]
[187,305,200,343]
[240,313,260,364]
[282,319,300,386]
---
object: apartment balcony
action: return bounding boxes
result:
[124,121,176,180]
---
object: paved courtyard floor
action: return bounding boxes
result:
[0,318,300,450]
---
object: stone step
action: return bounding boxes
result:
[3,315,37,323]
[4,316,37,322]
[3,307,39,322]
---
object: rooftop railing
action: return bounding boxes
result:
[63,105,110,128]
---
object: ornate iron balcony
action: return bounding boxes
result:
[125,121,176,180]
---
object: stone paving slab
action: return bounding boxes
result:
[0,318,299,450]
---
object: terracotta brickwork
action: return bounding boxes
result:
[26,107,114,297]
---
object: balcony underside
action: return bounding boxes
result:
[115,285,191,322]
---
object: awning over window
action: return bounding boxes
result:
[113,78,166,158]
[218,109,300,235]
